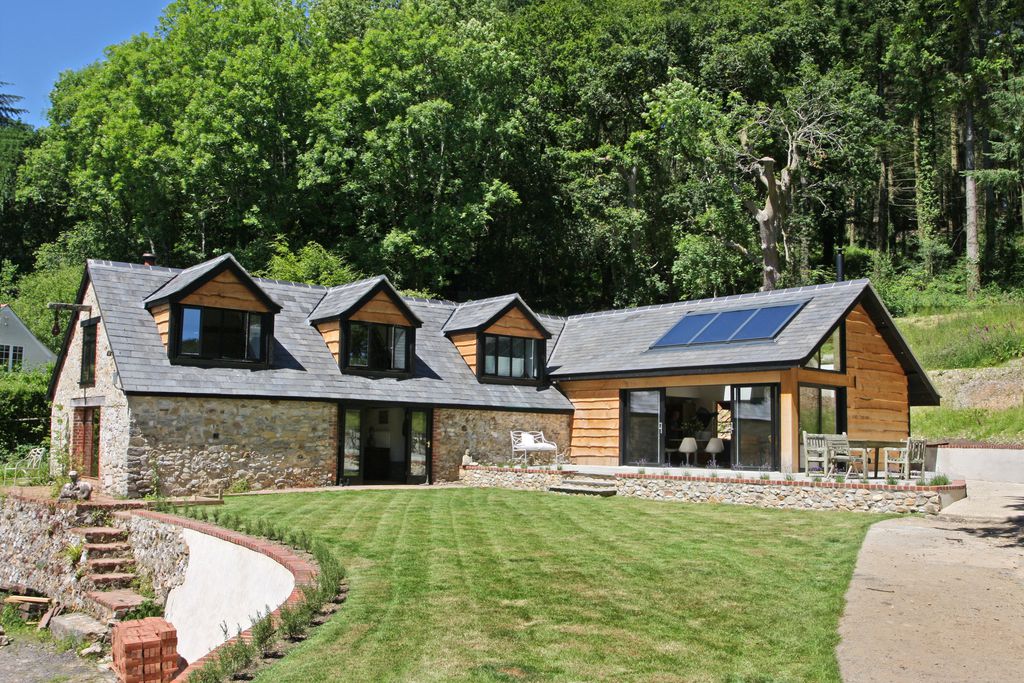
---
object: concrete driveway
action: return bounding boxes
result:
[837,481,1024,682]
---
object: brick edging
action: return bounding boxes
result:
[459,466,967,492]
[117,510,318,682]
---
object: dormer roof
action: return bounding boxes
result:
[143,253,282,313]
[307,276,423,328]
[442,294,552,339]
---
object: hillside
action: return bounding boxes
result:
[899,301,1024,445]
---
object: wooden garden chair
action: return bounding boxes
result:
[884,437,928,480]
[825,433,868,480]
[803,432,829,476]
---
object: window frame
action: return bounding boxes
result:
[798,383,847,435]
[168,303,273,368]
[79,317,99,386]
[803,321,845,374]
[0,344,10,372]
[341,319,415,377]
[476,333,545,385]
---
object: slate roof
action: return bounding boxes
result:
[86,259,573,412]
[306,275,423,327]
[547,279,939,405]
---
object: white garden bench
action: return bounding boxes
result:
[510,431,560,466]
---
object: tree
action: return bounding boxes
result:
[0,83,26,126]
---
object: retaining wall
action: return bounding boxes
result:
[932,446,1024,484]
[459,466,968,514]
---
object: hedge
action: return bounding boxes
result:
[0,367,50,456]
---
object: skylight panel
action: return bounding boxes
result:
[652,302,805,348]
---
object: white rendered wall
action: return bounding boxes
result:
[164,528,294,664]
[934,448,1024,484]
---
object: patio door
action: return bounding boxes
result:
[730,385,779,470]
[622,389,664,465]
[338,405,432,485]
[405,409,430,484]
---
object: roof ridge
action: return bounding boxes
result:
[566,279,869,320]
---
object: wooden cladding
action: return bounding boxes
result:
[450,331,477,373]
[151,303,170,349]
[181,269,271,313]
[560,383,621,466]
[350,291,414,327]
[845,304,909,442]
[485,306,546,339]
[317,319,341,364]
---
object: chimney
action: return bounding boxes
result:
[835,249,845,282]
[142,253,157,267]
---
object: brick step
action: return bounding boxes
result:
[549,484,617,497]
[87,589,147,619]
[84,542,132,559]
[72,527,127,544]
[87,572,136,589]
[86,557,135,574]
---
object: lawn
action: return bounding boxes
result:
[222,488,877,682]
[896,301,1024,369]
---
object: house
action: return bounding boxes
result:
[47,254,938,497]
[1,303,57,372]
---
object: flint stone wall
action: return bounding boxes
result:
[114,511,188,602]
[127,396,337,497]
[459,467,964,514]
[432,408,572,482]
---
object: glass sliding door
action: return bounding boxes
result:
[622,389,663,465]
[340,408,362,483]
[407,409,429,484]
[731,385,778,470]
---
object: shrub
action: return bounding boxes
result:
[249,608,276,656]
[0,367,50,454]
[216,631,255,672]
[226,479,251,494]
[189,658,224,683]
[122,599,163,620]
[277,603,306,640]
[928,474,951,486]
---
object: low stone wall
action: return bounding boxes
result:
[459,467,968,514]
[127,396,337,497]
[115,512,188,602]
[432,408,572,482]
[0,493,117,615]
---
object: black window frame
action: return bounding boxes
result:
[798,383,848,435]
[804,321,845,373]
[80,317,99,387]
[477,333,545,385]
[341,320,415,377]
[168,303,273,369]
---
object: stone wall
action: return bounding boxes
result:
[114,511,188,602]
[459,466,967,514]
[432,408,573,482]
[127,396,337,497]
[49,282,132,495]
[0,494,122,616]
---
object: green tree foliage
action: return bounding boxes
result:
[0,367,50,454]
[1,0,1022,330]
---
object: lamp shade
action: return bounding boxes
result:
[706,437,725,454]
[678,437,698,453]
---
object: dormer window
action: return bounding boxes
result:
[347,321,412,373]
[177,305,269,363]
[482,334,540,380]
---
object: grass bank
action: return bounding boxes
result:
[896,301,1024,369]
[223,488,877,682]
[912,405,1024,445]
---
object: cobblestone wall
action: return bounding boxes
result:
[432,408,572,482]
[127,396,337,497]
[459,467,965,514]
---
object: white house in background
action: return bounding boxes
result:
[0,304,56,371]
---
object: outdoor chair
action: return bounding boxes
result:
[884,437,928,480]
[825,433,868,480]
[510,430,558,466]
[803,432,830,475]
[2,447,46,486]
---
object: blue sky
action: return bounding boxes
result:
[1,1,170,128]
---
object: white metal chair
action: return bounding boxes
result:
[884,438,928,480]
[2,447,47,486]
[510,431,558,466]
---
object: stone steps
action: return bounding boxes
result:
[83,542,131,558]
[561,477,619,488]
[87,572,136,589]
[72,526,127,544]
[549,483,617,497]
[86,557,135,574]
[87,589,148,619]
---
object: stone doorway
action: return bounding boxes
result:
[71,407,100,478]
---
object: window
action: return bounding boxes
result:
[805,324,843,372]
[0,345,9,371]
[0,345,22,372]
[80,320,97,385]
[175,305,267,363]
[799,385,841,435]
[10,345,23,371]
[481,334,541,380]
[653,302,804,348]
[346,322,411,372]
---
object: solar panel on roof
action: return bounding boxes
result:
[652,302,804,348]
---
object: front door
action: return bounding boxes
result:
[71,407,100,478]
[337,405,432,485]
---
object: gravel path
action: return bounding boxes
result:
[837,493,1024,682]
[0,639,116,683]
